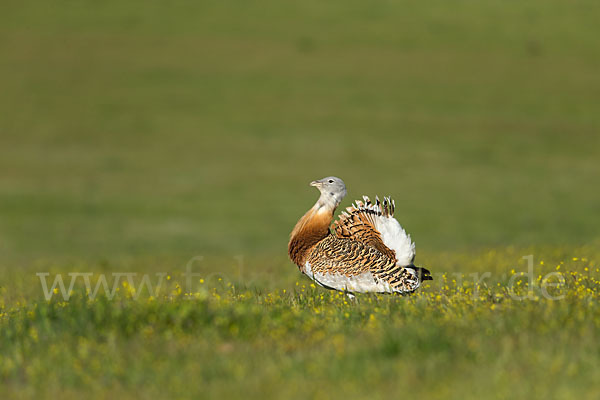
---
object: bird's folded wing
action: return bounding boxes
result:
[307,235,393,275]
[305,236,419,292]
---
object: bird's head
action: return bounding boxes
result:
[310,176,347,209]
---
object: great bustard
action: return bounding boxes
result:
[288,176,431,294]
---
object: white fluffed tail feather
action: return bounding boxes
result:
[373,213,415,267]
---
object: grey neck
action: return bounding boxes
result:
[315,191,344,211]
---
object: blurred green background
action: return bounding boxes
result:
[1,0,599,267]
[2,2,600,399]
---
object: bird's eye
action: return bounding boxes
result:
[328,179,334,183]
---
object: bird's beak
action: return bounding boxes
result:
[310,180,320,187]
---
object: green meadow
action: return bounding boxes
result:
[1,1,600,398]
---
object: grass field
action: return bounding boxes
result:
[1,0,600,398]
